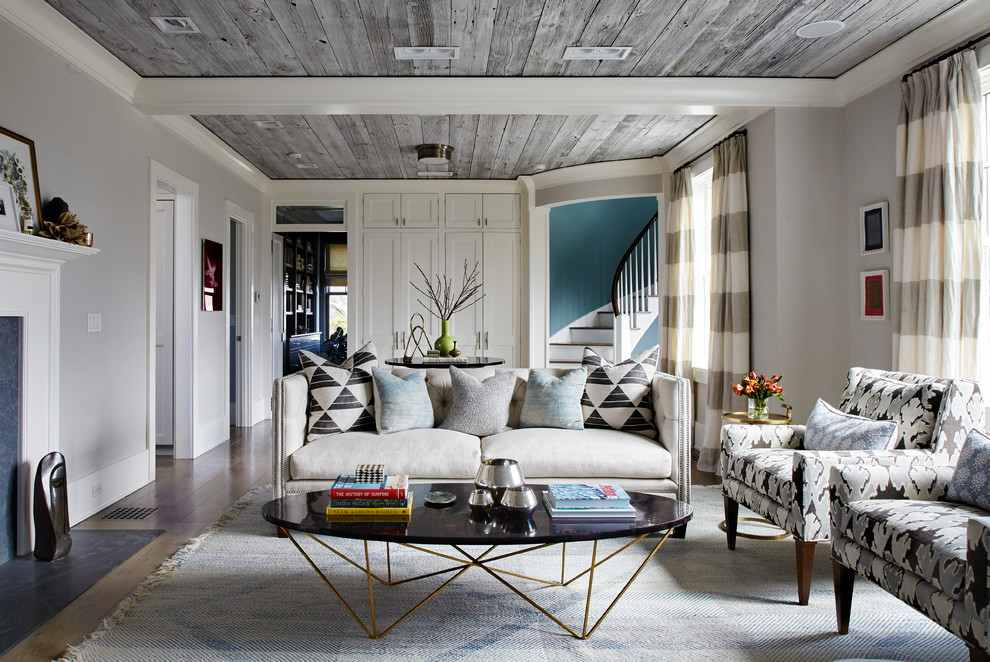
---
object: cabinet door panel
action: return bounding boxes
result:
[400,233,441,345]
[402,193,439,228]
[445,194,483,229]
[363,233,399,358]
[444,232,484,352]
[482,193,520,229]
[364,193,401,228]
[483,233,519,366]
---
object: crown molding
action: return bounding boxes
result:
[657,112,767,172]
[836,0,990,104]
[527,157,662,189]
[0,0,139,102]
[151,116,270,192]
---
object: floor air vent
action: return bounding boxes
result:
[102,507,158,520]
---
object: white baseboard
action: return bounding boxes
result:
[195,414,229,457]
[251,397,268,425]
[67,450,152,525]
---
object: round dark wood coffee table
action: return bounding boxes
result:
[263,482,692,639]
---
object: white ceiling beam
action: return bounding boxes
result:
[132,77,841,117]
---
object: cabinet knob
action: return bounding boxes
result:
[477,218,481,226]
[484,218,488,226]
[394,218,399,226]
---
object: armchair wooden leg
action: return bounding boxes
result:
[723,496,739,550]
[833,560,855,634]
[795,539,816,606]
[969,645,990,662]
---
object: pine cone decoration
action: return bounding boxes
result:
[39,210,90,245]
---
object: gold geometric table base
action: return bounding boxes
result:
[717,517,790,541]
[280,526,673,640]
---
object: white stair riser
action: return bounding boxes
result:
[570,327,613,344]
[548,344,614,362]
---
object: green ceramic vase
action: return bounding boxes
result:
[434,320,455,357]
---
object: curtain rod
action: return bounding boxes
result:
[674,129,747,174]
[903,31,990,80]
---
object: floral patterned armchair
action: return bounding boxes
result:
[830,462,990,661]
[720,367,983,605]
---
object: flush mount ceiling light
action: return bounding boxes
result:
[253,120,283,129]
[150,16,201,34]
[562,46,632,61]
[416,143,453,165]
[394,47,460,60]
[295,163,318,170]
[417,171,454,178]
[285,152,303,159]
[795,20,846,38]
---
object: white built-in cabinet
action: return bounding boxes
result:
[363,193,439,228]
[445,193,520,229]
[362,192,520,365]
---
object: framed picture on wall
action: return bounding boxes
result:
[861,269,888,320]
[0,182,19,233]
[202,239,223,312]
[0,126,42,234]
[860,201,888,254]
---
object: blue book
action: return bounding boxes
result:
[546,483,631,509]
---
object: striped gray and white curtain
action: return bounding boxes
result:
[698,133,750,474]
[894,49,983,379]
[660,167,695,378]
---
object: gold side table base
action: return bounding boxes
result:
[718,517,790,541]
[279,526,672,640]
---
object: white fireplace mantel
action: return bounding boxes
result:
[0,230,98,556]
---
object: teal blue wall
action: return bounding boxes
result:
[549,197,658,335]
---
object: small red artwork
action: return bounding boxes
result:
[861,270,887,319]
[202,239,223,312]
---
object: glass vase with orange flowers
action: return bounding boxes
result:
[732,372,785,421]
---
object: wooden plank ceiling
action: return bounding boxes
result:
[44,0,966,179]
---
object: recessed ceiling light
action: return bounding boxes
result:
[253,120,283,129]
[295,164,318,170]
[795,20,845,39]
[562,46,632,61]
[417,171,454,178]
[286,152,303,159]
[150,16,201,34]
[394,47,460,60]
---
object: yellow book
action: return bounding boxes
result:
[326,493,414,519]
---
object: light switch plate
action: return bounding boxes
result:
[87,313,102,333]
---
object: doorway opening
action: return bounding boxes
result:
[154,195,175,456]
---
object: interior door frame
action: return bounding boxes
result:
[155,196,176,450]
[226,200,255,428]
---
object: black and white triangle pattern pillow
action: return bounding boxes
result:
[298,342,378,442]
[581,346,659,438]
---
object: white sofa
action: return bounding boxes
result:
[271,366,692,508]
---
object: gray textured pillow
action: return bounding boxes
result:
[804,398,898,451]
[438,367,515,436]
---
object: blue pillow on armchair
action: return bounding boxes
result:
[947,429,990,511]
[803,398,898,452]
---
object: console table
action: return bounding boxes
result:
[384,356,504,369]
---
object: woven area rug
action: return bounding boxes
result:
[61,485,968,661]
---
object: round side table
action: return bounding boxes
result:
[720,405,794,541]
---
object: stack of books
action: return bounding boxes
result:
[542,483,637,520]
[326,474,412,522]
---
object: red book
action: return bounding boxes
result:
[330,474,409,499]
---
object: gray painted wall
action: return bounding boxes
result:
[0,20,263,521]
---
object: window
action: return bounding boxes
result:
[980,66,990,387]
[690,167,714,371]
[324,241,348,336]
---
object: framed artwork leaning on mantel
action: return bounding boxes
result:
[0,126,42,234]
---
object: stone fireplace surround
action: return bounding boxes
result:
[0,232,97,556]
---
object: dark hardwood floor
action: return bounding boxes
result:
[1,421,272,662]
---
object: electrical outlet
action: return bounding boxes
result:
[87,313,102,333]
[91,482,102,498]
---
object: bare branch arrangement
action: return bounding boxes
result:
[412,260,485,320]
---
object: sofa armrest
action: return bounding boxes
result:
[829,462,953,506]
[966,515,990,649]
[272,373,309,499]
[652,371,692,504]
[719,424,804,478]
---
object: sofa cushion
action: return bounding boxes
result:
[371,368,434,434]
[299,343,377,441]
[804,399,898,451]
[839,498,981,599]
[581,346,658,438]
[289,428,481,480]
[724,449,795,506]
[947,429,990,511]
[482,428,671,479]
[438,367,515,436]
[519,368,586,430]
[839,374,946,450]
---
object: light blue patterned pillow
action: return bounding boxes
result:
[371,368,434,434]
[520,368,587,430]
[804,398,898,451]
[947,429,990,511]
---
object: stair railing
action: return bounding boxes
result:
[610,212,660,333]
